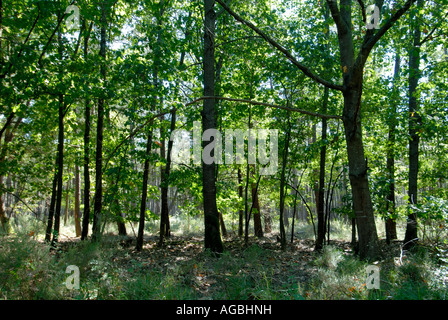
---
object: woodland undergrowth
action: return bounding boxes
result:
[1,217,447,300]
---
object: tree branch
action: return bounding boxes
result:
[326,0,348,35]
[419,11,448,46]
[215,0,343,91]
[104,108,176,170]
[186,96,343,120]
[357,0,367,23]
[0,12,40,79]
[358,0,416,68]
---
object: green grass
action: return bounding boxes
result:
[1,214,447,300]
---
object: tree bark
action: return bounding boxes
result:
[315,87,329,251]
[343,87,379,260]
[159,110,176,246]
[51,93,64,245]
[279,114,291,250]
[81,98,91,240]
[50,20,65,245]
[237,167,243,237]
[404,0,423,249]
[136,128,152,251]
[92,1,109,241]
[74,165,81,237]
[202,0,223,254]
[252,174,263,238]
[81,21,94,240]
[385,49,400,244]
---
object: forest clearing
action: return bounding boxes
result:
[1,0,448,302]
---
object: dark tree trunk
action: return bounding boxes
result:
[45,160,58,242]
[92,2,108,241]
[252,167,263,238]
[74,165,81,237]
[219,212,227,237]
[343,87,379,260]
[237,167,243,237]
[315,87,329,251]
[159,110,176,246]
[81,21,93,240]
[51,94,64,245]
[279,115,291,250]
[81,98,91,240]
[404,0,423,249]
[202,0,223,254]
[386,50,401,244]
[136,129,152,251]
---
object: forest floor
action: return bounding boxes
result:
[2,223,447,300]
[49,232,411,300]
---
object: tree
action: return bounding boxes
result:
[202,0,223,254]
[81,19,93,240]
[92,0,111,241]
[385,48,401,244]
[403,0,423,249]
[159,110,176,246]
[215,0,417,260]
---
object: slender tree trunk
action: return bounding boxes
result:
[315,87,329,251]
[51,20,65,245]
[315,1,330,251]
[404,0,422,249]
[46,160,58,241]
[237,167,243,237]
[81,21,93,240]
[136,128,152,251]
[92,1,108,241]
[279,114,291,250]
[219,212,227,237]
[51,93,64,245]
[159,110,176,246]
[81,98,91,240]
[64,175,70,226]
[202,0,223,253]
[252,169,263,238]
[386,49,400,244]
[74,165,81,237]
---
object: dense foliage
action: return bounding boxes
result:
[0,0,447,300]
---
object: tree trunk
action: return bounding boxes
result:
[81,21,93,240]
[92,1,108,241]
[81,98,91,240]
[74,164,81,237]
[64,175,70,226]
[385,49,400,244]
[136,129,152,251]
[219,212,227,237]
[159,110,176,246]
[46,160,58,241]
[0,114,21,233]
[202,0,223,254]
[279,114,291,250]
[51,93,64,245]
[252,167,263,238]
[315,87,329,251]
[237,167,243,237]
[343,87,379,260]
[404,0,422,249]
